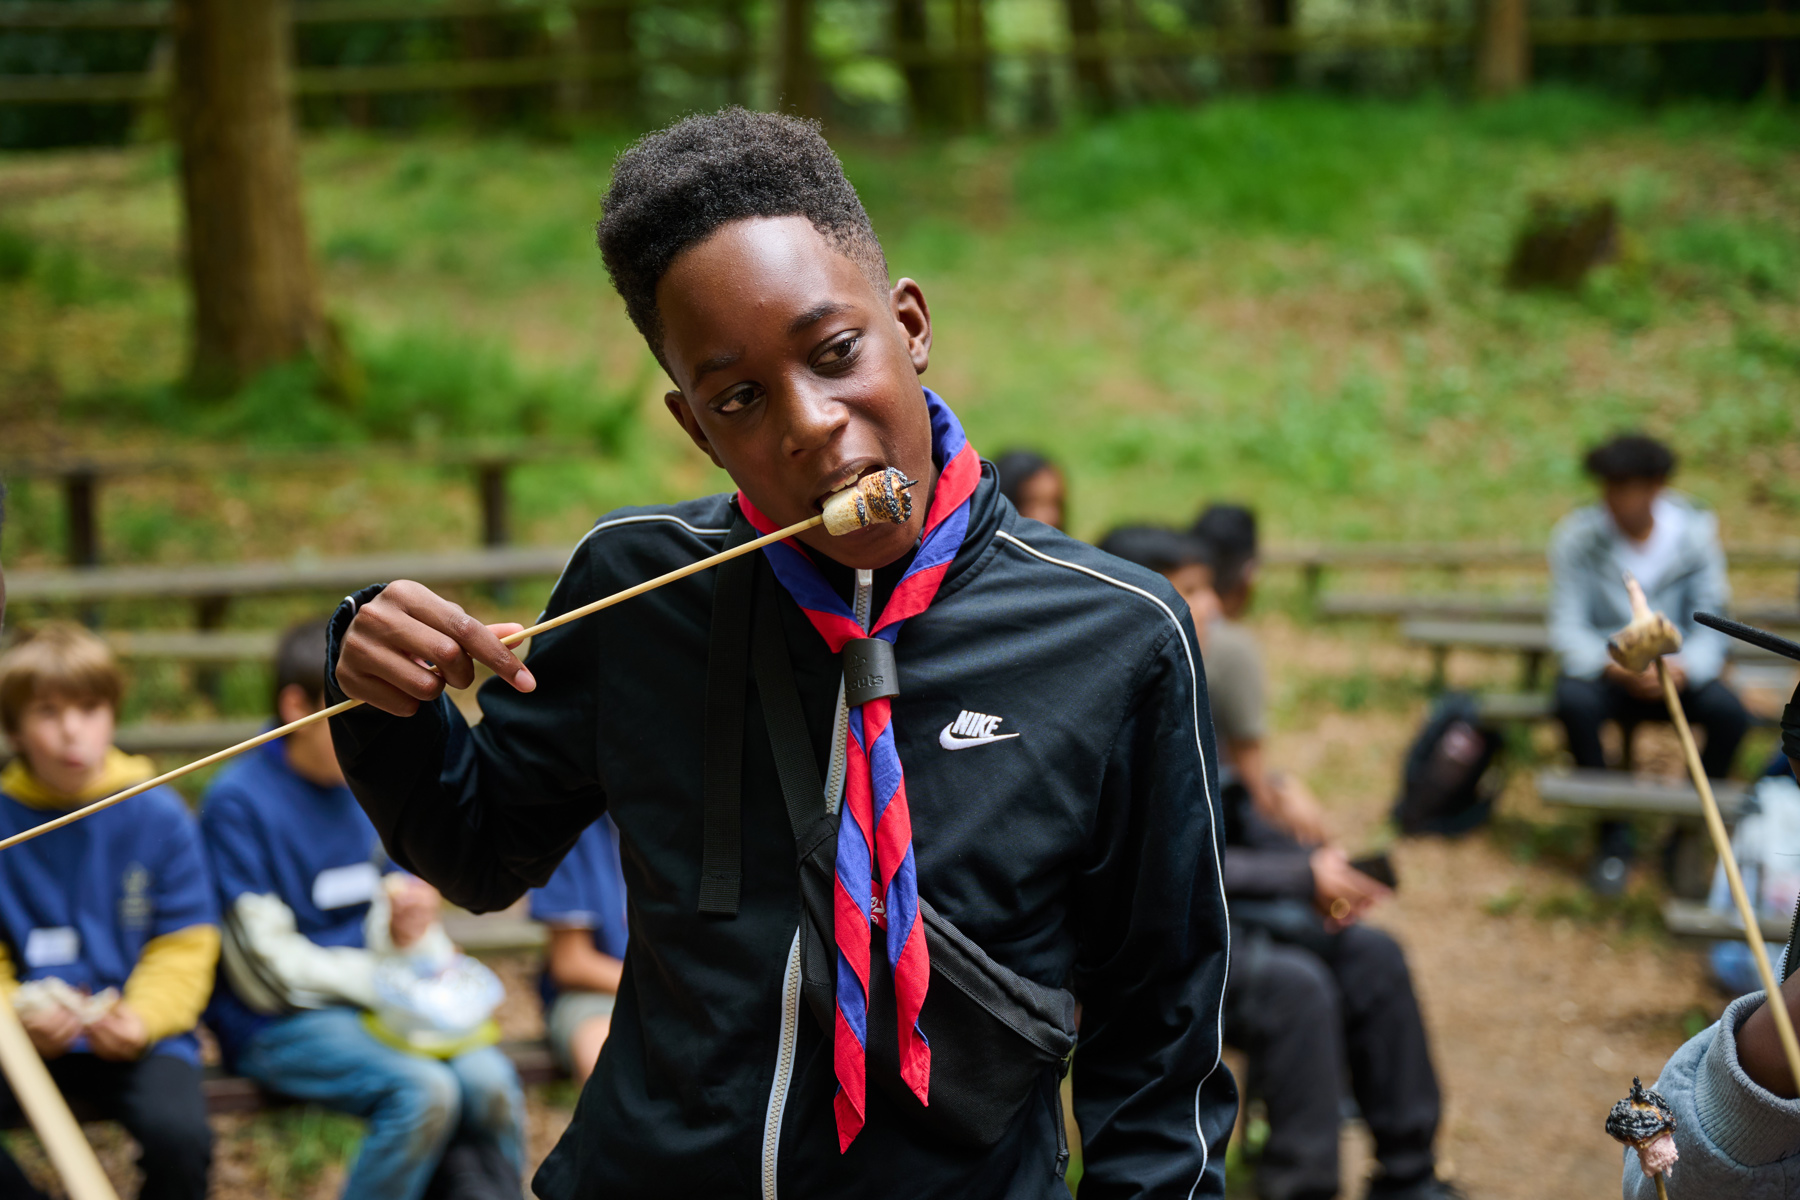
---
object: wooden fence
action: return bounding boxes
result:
[0,0,1793,115]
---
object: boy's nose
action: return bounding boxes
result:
[780,380,848,459]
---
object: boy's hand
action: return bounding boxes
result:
[337,581,535,716]
[20,1005,81,1059]
[388,877,443,949]
[86,1002,148,1061]
[1310,847,1391,931]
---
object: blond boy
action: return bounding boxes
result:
[0,623,217,1200]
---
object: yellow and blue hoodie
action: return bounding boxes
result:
[0,749,219,1064]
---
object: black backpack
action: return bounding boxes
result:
[1392,692,1503,836]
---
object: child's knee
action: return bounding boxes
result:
[452,1050,524,1136]
[388,1058,462,1139]
[135,1104,213,1171]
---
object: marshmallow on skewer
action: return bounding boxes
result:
[1607,1077,1679,1184]
[821,467,916,536]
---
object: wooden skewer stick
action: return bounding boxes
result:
[0,472,918,854]
[1608,573,1800,1091]
[0,999,118,1200]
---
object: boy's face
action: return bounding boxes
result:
[14,694,113,796]
[1162,562,1220,630]
[1603,477,1663,541]
[657,215,936,570]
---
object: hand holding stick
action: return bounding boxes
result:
[1607,574,1800,1092]
[0,472,916,854]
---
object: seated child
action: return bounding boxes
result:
[200,622,524,1200]
[1192,502,1329,846]
[528,816,627,1085]
[993,448,1068,531]
[1100,528,1457,1200]
[0,622,217,1200]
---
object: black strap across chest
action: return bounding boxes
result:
[699,515,832,916]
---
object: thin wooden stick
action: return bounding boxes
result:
[0,511,826,854]
[1653,1175,1669,1200]
[1658,659,1800,1089]
[0,999,118,1200]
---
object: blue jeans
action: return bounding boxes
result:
[235,1007,525,1200]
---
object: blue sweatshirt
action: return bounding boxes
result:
[200,741,388,1062]
[527,817,628,1006]
[0,784,215,1064]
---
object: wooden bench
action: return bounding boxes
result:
[1536,768,1749,819]
[1662,898,1792,942]
[0,719,266,764]
[1272,541,1800,599]
[1,442,597,569]
[1321,591,1800,628]
[197,1039,562,1118]
[1538,769,1755,898]
[1402,618,1793,691]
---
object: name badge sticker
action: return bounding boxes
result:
[24,927,80,968]
[312,862,381,911]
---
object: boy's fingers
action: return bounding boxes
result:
[441,610,536,692]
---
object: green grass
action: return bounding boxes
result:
[1,89,1797,570]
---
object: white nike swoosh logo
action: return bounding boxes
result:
[938,724,1021,750]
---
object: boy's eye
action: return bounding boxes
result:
[711,384,762,415]
[816,333,861,368]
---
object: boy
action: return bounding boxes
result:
[327,107,1234,1198]
[1191,503,1327,846]
[528,816,627,1085]
[1103,526,1454,1200]
[0,622,216,1200]
[200,622,524,1200]
[1548,433,1747,894]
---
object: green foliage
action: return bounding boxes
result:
[246,1106,364,1196]
[0,223,33,283]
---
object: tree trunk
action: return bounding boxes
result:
[574,0,640,125]
[1065,0,1114,113]
[894,0,938,131]
[1475,0,1529,97]
[951,0,988,131]
[1252,0,1294,91]
[778,0,818,116]
[172,0,327,398]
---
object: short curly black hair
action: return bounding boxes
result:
[597,107,889,360]
[1584,433,1676,482]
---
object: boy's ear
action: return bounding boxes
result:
[663,391,726,469]
[890,278,931,376]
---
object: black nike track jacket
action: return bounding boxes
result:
[325,466,1236,1199]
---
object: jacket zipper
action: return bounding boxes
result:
[761,569,870,1199]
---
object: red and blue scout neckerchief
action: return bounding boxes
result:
[736,388,981,1151]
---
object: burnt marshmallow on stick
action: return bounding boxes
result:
[1607,1077,1678,1197]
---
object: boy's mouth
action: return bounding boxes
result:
[811,461,886,514]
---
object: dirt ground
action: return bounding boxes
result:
[8,613,1780,1199]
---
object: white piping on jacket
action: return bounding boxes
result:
[993,529,1231,1200]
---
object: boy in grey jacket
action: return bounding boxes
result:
[1549,433,1748,894]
